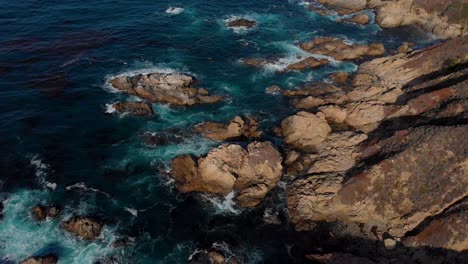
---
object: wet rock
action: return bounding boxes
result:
[265,85,283,95]
[299,37,385,61]
[108,102,154,117]
[242,58,271,67]
[31,205,60,221]
[62,216,104,240]
[170,141,283,207]
[141,130,186,147]
[348,14,370,25]
[112,236,135,248]
[193,116,262,141]
[226,18,256,29]
[286,57,329,71]
[281,111,331,152]
[109,73,224,106]
[328,72,348,84]
[20,254,58,264]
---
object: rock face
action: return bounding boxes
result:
[21,254,58,264]
[109,101,154,117]
[300,37,385,61]
[32,205,60,221]
[226,18,257,28]
[110,73,223,106]
[316,0,467,39]
[193,116,262,141]
[284,35,468,253]
[62,216,104,240]
[170,141,283,207]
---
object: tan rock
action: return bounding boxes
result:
[281,112,331,152]
[286,57,329,71]
[62,216,104,240]
[193,116,262,141]
[21,254,58,264]
[328,72,349,84]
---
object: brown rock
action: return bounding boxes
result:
[286,57,329,71]
[226,18,256,28]
[397,42,414,54]
[193,116,262,141]
[109,101,154,117]
[306,253,376,264]
[109,73,223,106]
[207,250,225,264]
[32,205,60,221]
[349,14,370,25]
[62,216,104,240]
[328,72,348,84]
[300,37,385,61]
[265,85,283,94]
[170,141,283,207]
[21,254,58,264]
[317,0,367,15]
[281,112,331,152]
[242,58,271,67]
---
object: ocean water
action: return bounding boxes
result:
[0,0,433,263]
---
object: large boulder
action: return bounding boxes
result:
[62,216,104,240]
[21,254,58,264]
[109,73,224,106]
[281,112,331,152]
[299,37,385,61]
[170,141,283,207]
[193,116,262,141]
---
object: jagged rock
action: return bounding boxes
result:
[328,72,348,84]
[306,253,377,264]
[20,254,58,264]
[193,116,262,141]
[281,112,331,152]
[226,18,256,28]
[286,57,329,71]
[317,0,467,39]
[300,37,385,61]
[31,205,60,221]
[287,125,468,241]
[108,101,154,117]
[109,73,223,106]
[265,85,283,95]
[62,216,104,240]
[170,141,283,207]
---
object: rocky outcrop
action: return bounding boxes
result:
[110,73,224,106]
[21,254,58,264]
[314,0,467,39]
[62,216,104,240]
[193,116,262,141]
[337,14,370,25]
[32,205,60,221]
[226,18,256,29]
[108,101,154,117]
[286,57,329,71]
[299,37,385,61]
[284,35,468,253]
[328,72,349,84]
[170,141,283,207]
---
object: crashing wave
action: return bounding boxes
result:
[165,7,184,15]
[65,182,111,198]
[202,191,240,215]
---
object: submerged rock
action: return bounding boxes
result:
[300,37,385,61]
[141,130,186,147]
[226,18,256,29]
[265,85,283,95]
[170,141,283,207]
[112,236,135,248]
[20,254,58,264]
[62,216,104,240]
[31,205,60,221]
[109,73,224,106]
[108,101,154,117]
[193,115,262,141]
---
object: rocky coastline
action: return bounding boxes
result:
[5,0,467,263]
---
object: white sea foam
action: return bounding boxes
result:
[29,155,55,190]
[165,7,184,15]
[105,103,116,114]
[202,191,240,215]
[66,182,111,198]
[124,207,138,216]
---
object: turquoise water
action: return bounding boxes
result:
[0,0,433,263]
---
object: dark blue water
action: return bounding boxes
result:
[0,1,433,263]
